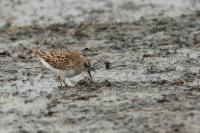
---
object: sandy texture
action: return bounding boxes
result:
[0,0,200,133]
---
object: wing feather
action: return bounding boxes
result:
[33,49,82,70]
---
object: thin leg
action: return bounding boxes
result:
[58,76,62,87]
[62,78,68,87]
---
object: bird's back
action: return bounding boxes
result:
[33,49,83,70]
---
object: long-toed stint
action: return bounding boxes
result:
[33,49,92,87]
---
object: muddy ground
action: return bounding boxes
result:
[1,0,200,133]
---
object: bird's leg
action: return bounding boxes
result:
[58,75,63,87]
[62,78,68,87]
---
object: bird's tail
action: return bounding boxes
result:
[32,49,47,59]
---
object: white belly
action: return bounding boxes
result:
[39,57,80,78]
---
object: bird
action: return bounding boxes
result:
[33,49,92,87]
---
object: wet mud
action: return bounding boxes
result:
[1,0,200,133]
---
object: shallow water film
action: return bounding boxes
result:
[0,0,200,133]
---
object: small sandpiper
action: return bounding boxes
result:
[33,49,92,87]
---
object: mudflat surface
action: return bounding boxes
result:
[0,0,200,133]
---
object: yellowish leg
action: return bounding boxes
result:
[62,77,68,87]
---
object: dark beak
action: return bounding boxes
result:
[88,69,92,79]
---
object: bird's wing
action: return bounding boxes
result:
[33,49,81,70]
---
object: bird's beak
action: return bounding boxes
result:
[88,69,92,79]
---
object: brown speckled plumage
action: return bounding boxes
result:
[33,49,84,70]
[33,48,92,87]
